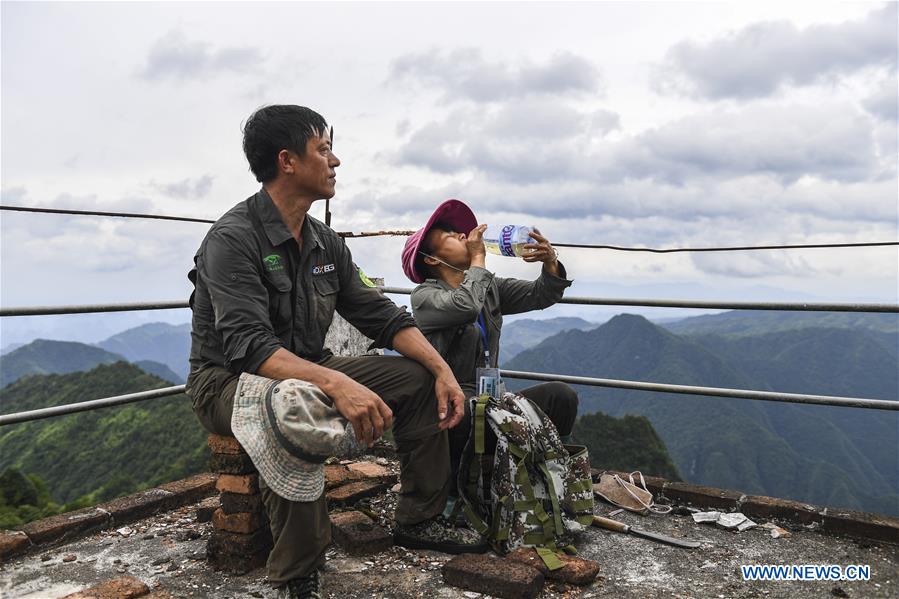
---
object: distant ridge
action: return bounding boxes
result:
[505,313,899,516]
[0,340,125,388]
[97,322,191,379]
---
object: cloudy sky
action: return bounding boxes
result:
[1,1,897,345]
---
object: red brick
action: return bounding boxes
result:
[663,482,743,510]
[0,530,31,561]
[507,547,600,586]
[742,495,823,525]
[329,510,392,555]
[20,507,111,545]
[212,508,265,534]
[346,461,395,482]
[209,452,257,475]
[216,474,259,495]
[97,489,173,524]
[823,508,899,544]
[206,528,273,573]
[196,497,220,523]
[325,464,360,490]
[208,434,245,455]
[157,473,217,505]
[61,575,150,598]
[220,492,263,515]
[443,553,544,599]
[206,527,273,557]
[206,548,268,575]
[326,480,390,505]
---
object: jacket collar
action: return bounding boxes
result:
[254,188,324,251]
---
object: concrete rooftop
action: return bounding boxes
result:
[2,457,897,599]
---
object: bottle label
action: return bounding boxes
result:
[499,225,516,257]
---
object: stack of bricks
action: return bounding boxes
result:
[205,434,273,574]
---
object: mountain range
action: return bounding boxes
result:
[0,362,207,507]
[504,312,899,516]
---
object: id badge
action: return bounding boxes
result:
[477,367,501,397]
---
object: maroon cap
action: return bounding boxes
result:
[401,199,477,283]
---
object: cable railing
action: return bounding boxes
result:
[1,204,897,426]
[2,364,896,428]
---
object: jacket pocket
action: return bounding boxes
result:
[264,272,293,336]
[313,275,340,324]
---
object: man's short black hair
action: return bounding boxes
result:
[242,105,329,183]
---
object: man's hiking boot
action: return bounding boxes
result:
[393,515,489,554]
[278,570,322,599]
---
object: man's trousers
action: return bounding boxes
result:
[187,355,450,585]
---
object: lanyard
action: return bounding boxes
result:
[476,311,490,366]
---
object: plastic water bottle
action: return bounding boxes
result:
[483,225,534,257]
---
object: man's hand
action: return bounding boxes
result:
[467,224,488,268]
[435,372,466,430]
[327,372,394,446]
[523,228,560,276]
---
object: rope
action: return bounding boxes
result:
[3,205,896,251]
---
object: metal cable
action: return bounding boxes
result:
[379,287,899,313]
[0,386,186,426]
[500,370,899,411]
[3,205,896,251]
[3,292,898,316]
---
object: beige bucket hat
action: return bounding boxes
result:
[231,373,363,502]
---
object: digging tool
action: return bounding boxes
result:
[592,515,702,549]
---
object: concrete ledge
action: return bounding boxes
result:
[663,481,743,510]
[98,489,174,524]
[593,471,898,545]
[158,473,217,506]
[822,508,899,544]
[9,473,219,557]
[20,507,111,546]
[742,495,823,525]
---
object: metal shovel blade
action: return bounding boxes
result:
[629,526,702,549]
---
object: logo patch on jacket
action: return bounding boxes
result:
[264,254,284,272]
[312,263,336,275]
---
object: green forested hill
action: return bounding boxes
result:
[0,362,208,505]
[0,339,126,388]
[663,310,899,337]
[573,412,681,480]
[505,314,899,516]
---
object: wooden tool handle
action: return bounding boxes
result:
[592,515,630,533]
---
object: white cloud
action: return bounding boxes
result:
[656,3,896,99]
[388,49,604,102]
[140,30,262,81]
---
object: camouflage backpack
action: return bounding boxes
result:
[456,392,594,567]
